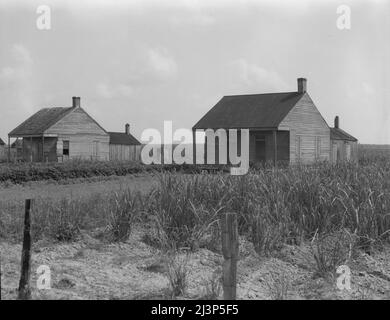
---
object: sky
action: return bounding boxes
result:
[0,0,389,144]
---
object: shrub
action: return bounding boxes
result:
[310,229,357,277]
[265,271,291,300]
[201,268,222,300]
[48,198,84,241]
[146,174,222,250]
[167,253,190,298]
[106,190,139,242]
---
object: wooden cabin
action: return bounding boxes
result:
[8,97,110,162]
[109,124,142,161]
[330,116,358,162]
[193,78,358,165]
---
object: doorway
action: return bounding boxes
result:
[255,139,266,162]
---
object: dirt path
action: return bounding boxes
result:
[1,226,389,300]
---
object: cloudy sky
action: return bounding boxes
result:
[0,0,389,144]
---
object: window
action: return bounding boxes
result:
[63,140,69,156]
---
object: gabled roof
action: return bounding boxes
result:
[330,127,357,142]
[108,132,141,145]
[193,92,305,129]
[0,138,5,145]
[9,107,73,136]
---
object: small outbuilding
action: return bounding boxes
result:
[330,116,358,163]
[108,124,142,161]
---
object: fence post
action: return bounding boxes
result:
[221,212,239,300]
[18,199,33,300]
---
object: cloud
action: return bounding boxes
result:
[169,9,216,26]
[0,44,34,115]
[0,44,33,84]
[146,48,178,80]
[11,44,33,65]
[96,47,178,98]
[362,82,375,95]
[227,58,289,92]
[96,83,134,99]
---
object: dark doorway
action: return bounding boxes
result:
[255,139,266,162]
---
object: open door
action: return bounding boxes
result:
[255,138,266,162]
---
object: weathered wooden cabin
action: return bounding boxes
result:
[8,97,110,162]
[193,78,358,165]
[330,116,358,162]
[109,124,142,161]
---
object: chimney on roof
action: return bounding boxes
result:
[125,123,130,135]
[334,116,339,129]
[297,78,307,93]
[72,96,80,108]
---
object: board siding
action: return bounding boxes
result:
[279,93,330,163]
[109,144,142,161]
[45,108,107,136]
[45,107,110,161]
[56,134,110,161]
[330,140,358,163]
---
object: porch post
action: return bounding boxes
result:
[22,138,25,162]
[30,136,33,163]
[8,136,10,163]
[192,129,196,165]
[204,130,207,165]
[273,130,277,167]
[42,136,45,162]
[226,128,230,165]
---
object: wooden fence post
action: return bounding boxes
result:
[221,212,239,300]
[18,199,33,300]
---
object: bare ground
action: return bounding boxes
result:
[1,225,389,300]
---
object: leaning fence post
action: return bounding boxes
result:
[18,199,33,300]
[221,212,239,300]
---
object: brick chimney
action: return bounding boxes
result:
[334,116,339,129]
[297,78,307,93]
[72,96,80,108]
[125,123,130,135]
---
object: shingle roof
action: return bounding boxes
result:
[193,92,304,129]
[9,107,73,136]
[0,138,5,145]
[108,132,141,145]
[330,127,357,142]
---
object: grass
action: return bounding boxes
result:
[310,229,357,277]
[0,160,212,185]
[265,271,291,300]
[1,161,390,253]
[201,268,222,300]
[167,253,190,298]
[105,190,140,242]
[1,147,389,288]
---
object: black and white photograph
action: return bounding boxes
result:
[0,0,389,307]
